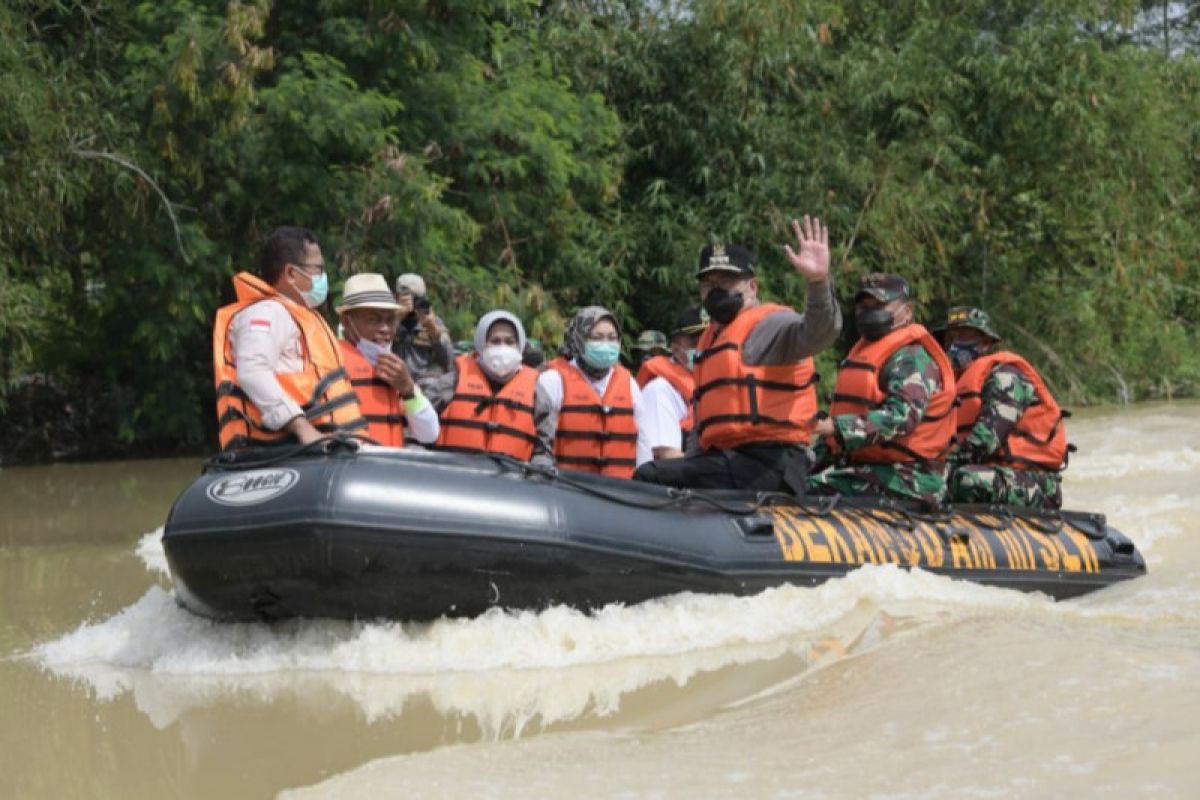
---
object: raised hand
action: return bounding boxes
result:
[376,352,415,397]
[783,215,830,283]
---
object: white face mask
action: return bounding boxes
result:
[479,345,523,381]
[356,337,390,367]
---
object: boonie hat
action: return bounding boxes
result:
[670,307,707,338]
[336,273,403,314]
[634,330,670,353]
[854,273,911,303]
[395,273,427,297]
[696,244,755,278]
[944,305,1001,342]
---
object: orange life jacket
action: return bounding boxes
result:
[339,340,406,447]
[956,351,1069,470]
[829,324,955,464]
[552,361,639,478]
[636,355,695,433]
[692,304,818,451]
[437,354,540,460]
[212,272,366,450]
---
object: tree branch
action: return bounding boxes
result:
[70,148,192,263]
[839,163,889,270]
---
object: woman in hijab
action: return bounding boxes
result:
[534,306,652,478]
[434,310,544,461]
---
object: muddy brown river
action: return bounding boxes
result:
[2,403,1198,798]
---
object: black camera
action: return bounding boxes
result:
[413,295,432,314]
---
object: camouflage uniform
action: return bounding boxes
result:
[808,342,948,506]
[947,364,1063,509]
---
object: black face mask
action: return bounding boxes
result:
[704,287,744,325]
[947,342,981,372]
[855,308,895,341]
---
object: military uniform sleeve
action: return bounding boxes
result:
[741,280,842,365]
[834,343,940,452]
[961,364,1036,460]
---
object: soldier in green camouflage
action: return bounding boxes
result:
[633,329,669,370]
[939,306,1066,510]
[807,274,955,507]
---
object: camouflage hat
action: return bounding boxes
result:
[634,329,670,353]
[854,273,911,304]
[944,305,1001,341]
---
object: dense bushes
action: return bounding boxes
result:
[1,1,1197,460]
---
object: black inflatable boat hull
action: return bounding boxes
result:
[162,447,1146,622]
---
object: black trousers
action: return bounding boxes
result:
[633,443,811,495]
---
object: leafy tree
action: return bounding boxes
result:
[1,0,1198,460]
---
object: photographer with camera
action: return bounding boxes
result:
[393,273,456,393]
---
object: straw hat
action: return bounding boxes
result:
[335,273,403,314]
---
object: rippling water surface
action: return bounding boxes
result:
[2,403,1198,798]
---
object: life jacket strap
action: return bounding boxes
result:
[449,392,536,416]
[692,374,819,402]
[439,418,539,445]
[560,403,635,417]
[351,377,394,391]
[554,429,639,443]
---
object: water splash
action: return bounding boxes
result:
[135,528,168,576]
[32,564,1046,735]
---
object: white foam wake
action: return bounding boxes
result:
[135,528,168,576]
[31,566,1043,733]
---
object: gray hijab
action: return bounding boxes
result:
[474,310,526,354]
[568,305,620,379]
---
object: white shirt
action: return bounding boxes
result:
[229,298,307,431]
[536,359,653,467]
[639,376,690,456]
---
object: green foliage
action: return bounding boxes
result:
[546,0,1200,404]
[1,0,1199,458]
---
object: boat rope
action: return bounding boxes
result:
[199,441,1095,539]
[203,433,362,472]
[483,453,805,516]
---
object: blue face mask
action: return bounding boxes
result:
[947,342,981,372]
[684,348,697,369]
[295,268,328,308]
[583,341,621,370]
[356,337,389,367]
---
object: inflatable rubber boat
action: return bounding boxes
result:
[162,441,1146,622]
